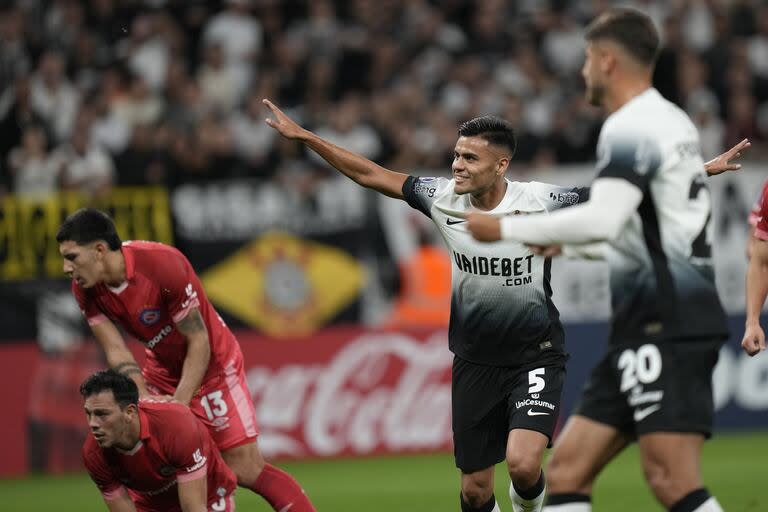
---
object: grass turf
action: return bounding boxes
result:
[1,431,763,511]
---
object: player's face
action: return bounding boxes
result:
[59,240,105,288]
[582,43,606,107]
[84,391,135,449]
[452,136,508,196]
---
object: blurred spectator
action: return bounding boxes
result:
[56,112,115,197]
[30,51,80,143]
[228,89,277,172]
[124,13,170,93]
[203,0,262,98]
[198,43,239,113]
[0,7,31,92]
[44,0,86,57]
[89,93,131,155]
[112,74,164,128]
[312,94,382,162]
[114,123,168,187]
[688,90,726,161]
[0,76,48,190]
[747,4,768,80]
[7,124,59,200]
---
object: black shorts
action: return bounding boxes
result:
[574,338,722,438]
[452,356,565,473]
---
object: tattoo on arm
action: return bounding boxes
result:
[176,308,207,337]
[113,362,141,376]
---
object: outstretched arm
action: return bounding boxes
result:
[743,236,768,356]
[467,178,642,245]
[263,99,408,198]
[705,138,750,176]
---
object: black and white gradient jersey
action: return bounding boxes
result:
[402,176,588,367]
[596,88,728,345]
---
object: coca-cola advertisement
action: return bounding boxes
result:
[242,327,453,459]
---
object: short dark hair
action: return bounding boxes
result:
[56,208,122,250]
[585,8,659,67]
[80,369,139,409]
[458,115,517,157]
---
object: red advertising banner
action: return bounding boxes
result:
[239,327,453,460]
[0,326,453,476]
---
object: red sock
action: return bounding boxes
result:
[250,463,316,512]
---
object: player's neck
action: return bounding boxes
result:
[605,79,652,115]
[114,418,141,452]
[102,250,127,288]
[470,179,507,211]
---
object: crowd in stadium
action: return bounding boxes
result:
[1,0,766,200]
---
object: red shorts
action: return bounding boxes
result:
[146,358,259,452]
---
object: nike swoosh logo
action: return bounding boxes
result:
[446,218,466,225]
[278,504,294,512]
[633,404,661,422]
[527,409,550,416]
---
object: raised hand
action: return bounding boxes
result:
[263,99,310,140]
[705,138,751,176]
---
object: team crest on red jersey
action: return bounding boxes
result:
[158,465,176,477]
[140,308,162,325]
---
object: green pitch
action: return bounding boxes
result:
[2,431,763,511]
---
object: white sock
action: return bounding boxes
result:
[510,480,546,512]
[542,504,591,512]
[492,501,501,512]
[692,497,724,512]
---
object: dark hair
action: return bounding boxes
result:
[80,369,139,409]
[585,8,659,67]
[56,208,122,250]
[458,115,517,157]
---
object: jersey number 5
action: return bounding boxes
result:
[528,368,546,394]
[200,391,228,421]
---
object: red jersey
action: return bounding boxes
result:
[82,401,237,512]
[756,185,768,241]
[749,178,768,227]
[73,241,242,389]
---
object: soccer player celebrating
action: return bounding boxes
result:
[262,96,596,511]
[466,8,748,512]
[58,209,315,512]
[81,369,237,512]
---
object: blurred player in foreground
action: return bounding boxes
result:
[81,369,237,512]
[58,209,315,512]
[466,8,749,512]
